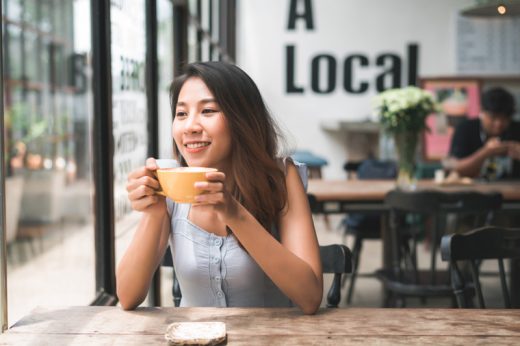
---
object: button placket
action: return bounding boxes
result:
[210,235,226,306]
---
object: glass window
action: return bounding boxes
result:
[158,0,174,161]
[3,0,96,324]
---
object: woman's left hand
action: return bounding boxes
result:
[192,171,239,221]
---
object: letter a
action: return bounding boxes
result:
[287,0,314,30]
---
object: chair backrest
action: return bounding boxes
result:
[344,160,397,229]
[384,189,502,284]
[320,244,353,308]
[165,244,352,309]
[441,226,520,308]
[357,159,397,180]
[385,189,443,214]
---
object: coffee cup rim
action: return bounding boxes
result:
[157,167,218,173]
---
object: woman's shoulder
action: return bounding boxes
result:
[278,157,308,191]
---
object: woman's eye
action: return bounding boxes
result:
[175,111,187,118]
[202,108,218,115]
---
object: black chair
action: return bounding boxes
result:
[164,244,352,308]
[377,189,502,307]
[320,244,353,308]
[341,159,397,304]
[441,226,520,308]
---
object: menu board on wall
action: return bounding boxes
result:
[111,0,148,219]
[457,16,520,75]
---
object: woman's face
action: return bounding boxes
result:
[172,77,232,171]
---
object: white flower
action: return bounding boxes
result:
[373,86,439,133]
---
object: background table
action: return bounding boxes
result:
[307,179,520,213]
[1,306,520,345]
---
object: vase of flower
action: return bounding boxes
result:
[374,86,439,189]
[394,130,419,189]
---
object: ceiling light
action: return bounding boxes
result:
[461,0,520,17]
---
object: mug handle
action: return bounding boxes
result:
[153,171,167,197]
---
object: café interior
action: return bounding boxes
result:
[1,0,520,344]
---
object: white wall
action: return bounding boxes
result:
[237,0,474,178]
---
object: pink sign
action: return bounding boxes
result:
[421,79,481,161]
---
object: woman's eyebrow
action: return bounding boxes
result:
[176,99,217,107]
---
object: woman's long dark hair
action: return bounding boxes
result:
[170,62,287,232]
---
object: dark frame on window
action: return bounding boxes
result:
[90,0,117,306]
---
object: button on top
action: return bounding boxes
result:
[214,238,223,246]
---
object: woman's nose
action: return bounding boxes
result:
[184,114,202,133]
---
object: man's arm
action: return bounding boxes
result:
[451,137,509,178]
[507,141,520,160]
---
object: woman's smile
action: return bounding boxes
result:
[184,141,211,153]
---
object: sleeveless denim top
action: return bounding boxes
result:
[166,159,308,307]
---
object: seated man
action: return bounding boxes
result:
[447,87,520,180]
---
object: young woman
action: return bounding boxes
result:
[117,62,323,314]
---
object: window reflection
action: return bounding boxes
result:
[3,0,95,324]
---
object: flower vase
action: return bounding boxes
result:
[394,131,419,189]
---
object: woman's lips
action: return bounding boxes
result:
[184,141,210,153]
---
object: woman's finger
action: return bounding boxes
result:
[194,181,224,193]
[128,184,158,201]
[145,157,159,170]
[126,175,160,193]
[205,171,225,182]
[128,165,156,181]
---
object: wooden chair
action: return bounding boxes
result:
[377,189,502,307]
[164,244,352,308]
[441,226,520,308]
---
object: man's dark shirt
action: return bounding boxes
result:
[449,118,520,178]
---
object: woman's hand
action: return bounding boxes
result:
[126,157,166,216]
[192,171,239,221]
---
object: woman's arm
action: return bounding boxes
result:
[116,159,172,310]
[195,162,323,314]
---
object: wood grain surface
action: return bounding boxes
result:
[2,306,519,345]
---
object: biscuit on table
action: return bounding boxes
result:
[165,321,227,345]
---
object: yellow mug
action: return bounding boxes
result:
[156,167,218,203]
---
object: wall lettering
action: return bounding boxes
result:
[286,45,304,93]
[287,0,314,30]
[344,55,369,94]
[285,43,419,94]
[311,54,336,94]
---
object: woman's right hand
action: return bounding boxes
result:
[126,157,166,215]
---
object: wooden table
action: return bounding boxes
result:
[307,179,520,308]
[307,179,520,213]
[1,306,520,345]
